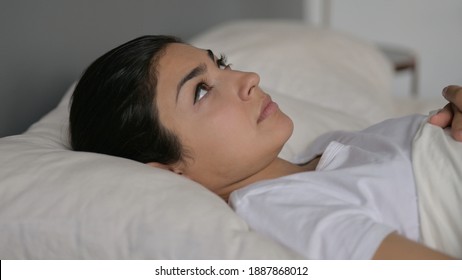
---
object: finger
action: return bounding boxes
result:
[428,103,453,128]
[443,85,462,108]
[450,103,462,141]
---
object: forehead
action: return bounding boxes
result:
[158,43,206,69]
[156,43,206,87]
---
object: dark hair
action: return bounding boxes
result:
[69,35,184,164]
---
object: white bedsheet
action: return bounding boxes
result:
[412,118,462,258]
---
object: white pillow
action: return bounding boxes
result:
[0,84,303,259]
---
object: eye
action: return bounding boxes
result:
[194,83,209,104]
[217,54,231,69]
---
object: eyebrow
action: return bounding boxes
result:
[206,49,215,63]
[175,49,216,103]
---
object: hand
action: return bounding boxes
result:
[428,85,462,141]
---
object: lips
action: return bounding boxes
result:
[257,95,279,123]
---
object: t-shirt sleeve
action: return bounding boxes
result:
[229,184,395,260]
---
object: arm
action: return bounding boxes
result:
[428,85,462,141]
[373,232,455,259]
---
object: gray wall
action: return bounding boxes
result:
[0,0,303,137]
[328,0,462,99]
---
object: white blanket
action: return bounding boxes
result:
[412,118,462,258]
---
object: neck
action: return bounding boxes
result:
[217,156,320,201]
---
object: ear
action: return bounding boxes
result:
[146,162,183,175]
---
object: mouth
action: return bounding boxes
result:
[257,95,279,124]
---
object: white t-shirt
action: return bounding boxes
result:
[229,115,426,260]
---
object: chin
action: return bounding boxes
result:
[281,112,294,142]
[269,114,293,156]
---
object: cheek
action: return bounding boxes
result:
[195,106,254,152]
[176,104,252,166]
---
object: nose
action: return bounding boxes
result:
[237,71,260,101]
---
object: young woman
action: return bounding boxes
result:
[70,35,462,259]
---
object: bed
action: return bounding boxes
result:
[0,20,446,259]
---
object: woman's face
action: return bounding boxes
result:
[154,43,293,196]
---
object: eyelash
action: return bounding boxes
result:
[217,54,229,69]
[193,54,230,104]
